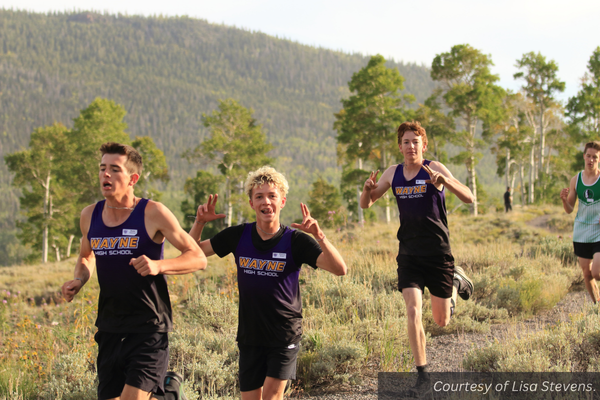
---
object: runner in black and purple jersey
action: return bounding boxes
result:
[189,166,347,400]
[61,142,206,400]
[360,121,474,393]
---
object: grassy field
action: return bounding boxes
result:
[0,205,589,399]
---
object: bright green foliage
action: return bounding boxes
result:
[4,99,171,262]
[335,55,414,223]
[199,99,273,178]
[431,44,505,215]
[335,55,414,171]
[65,98,131,206]
[566,47,600,141]
[414,90,455,163]
[514,52,566,113]
[132,135,169,201]
[188,99,273,226]
[4,123,75,263]
[307,178,344,228]
[181,171,225,239]
[514,51,565,188]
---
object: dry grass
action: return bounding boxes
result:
[0,205,586,398]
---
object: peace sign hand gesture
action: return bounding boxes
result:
[364,170,380,192]
[291,203,325,240]
[195,194,226,224]
[423,164,446,186]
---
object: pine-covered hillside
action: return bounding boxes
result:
[0,9,436,235]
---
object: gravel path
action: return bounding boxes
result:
[291,290,592,399]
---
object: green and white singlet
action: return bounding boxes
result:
[574,171,600,243]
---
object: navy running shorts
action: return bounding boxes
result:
[238,342,300,392]
[397,253,455,299]
[573,242,600,260]
[95,330,169,400]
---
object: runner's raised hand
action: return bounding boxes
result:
[195,194,226,224]
[423,164,446,186]
[364,170,380,192]
[291,203,324,239]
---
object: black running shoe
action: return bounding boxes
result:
[408,373,432,398]
[454,265,474,300]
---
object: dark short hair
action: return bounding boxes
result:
[397,121,428,147]
[584,141,600,153]
[99,142,143,176]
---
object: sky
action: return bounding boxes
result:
[2,0,599,102]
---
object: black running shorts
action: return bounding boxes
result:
[397,253,455,299]
[573,242,600,260]
[95,330,169,400]
[238,342,300,392]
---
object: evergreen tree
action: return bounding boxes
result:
[307,177,344,228]
[181,170,224,239]
[566,47,600,142]
[187,99,273,226]
[514,51,565,198]
[132,135,169,201]
[334,55,414,223]
[5,123,74,262]
[431,44,505,215]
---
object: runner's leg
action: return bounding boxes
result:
[402,287,426,367]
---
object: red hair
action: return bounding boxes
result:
[397,121,427,147]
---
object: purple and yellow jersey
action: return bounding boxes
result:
[392,160,451,256]
[88,198,172,333]
[234,223,302,346]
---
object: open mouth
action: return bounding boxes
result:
[102,182,113,189]
[261,209,274,215]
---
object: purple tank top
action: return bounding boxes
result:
[88,198,172,333]
[234,223,302,346]
[392,160,451,255]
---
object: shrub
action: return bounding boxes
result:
[41,352,97,400]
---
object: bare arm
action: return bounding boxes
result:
[131,201,207,276]
[360,166,395,209]
[188,194,226,257]
[425,162,474,204]
[561,176,577,214]
[61,205,96,302]
[291,203,347,276]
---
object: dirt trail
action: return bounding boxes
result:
[296,290,592,399]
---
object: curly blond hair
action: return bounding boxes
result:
[244,166,289,199]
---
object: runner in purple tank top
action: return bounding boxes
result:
[189,166,347,400]
[61,142,206,400]
[360,121,474,395]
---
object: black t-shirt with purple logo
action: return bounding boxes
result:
[210,223,322,346]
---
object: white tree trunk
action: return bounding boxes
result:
[357,158,364,226]
[236,180,244,224]
[519,163,526,207]
[52,244,61,262]
[385,201,391,224]
[225,177,233,227]
[42,171,51,264]
[538,106,545,180]
[66,234,75,258]
[357,185,364,225]
[470,156,478,216]
[529,145,535,204]
[505,148,511,188]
